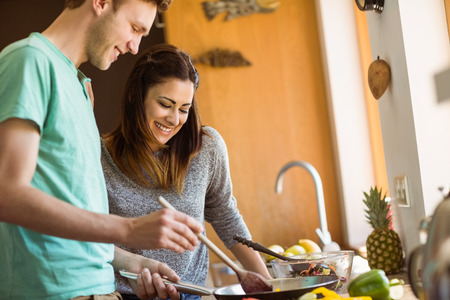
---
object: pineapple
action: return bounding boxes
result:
[363,186,404,275]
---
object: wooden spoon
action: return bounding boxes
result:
[157,196,273,294]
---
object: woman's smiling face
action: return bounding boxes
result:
[144,78,194,151]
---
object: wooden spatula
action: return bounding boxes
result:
[157,196,273,294]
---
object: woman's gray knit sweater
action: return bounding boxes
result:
[101,126,251,294]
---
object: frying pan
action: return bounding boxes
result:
[119,271,337,299]
[119,270,213,296]
[213,275,339,300]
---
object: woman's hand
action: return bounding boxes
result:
[130,268,180,300]
[112,247,182,300]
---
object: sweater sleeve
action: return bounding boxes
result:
[203,127,252,249]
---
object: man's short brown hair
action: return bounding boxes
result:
[64,0,172,12]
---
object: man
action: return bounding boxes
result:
[0,0,203,299]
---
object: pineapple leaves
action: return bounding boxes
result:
[363,186,391,230]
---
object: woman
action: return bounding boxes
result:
[101,44,270,300]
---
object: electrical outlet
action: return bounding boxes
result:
[394,175,410,207]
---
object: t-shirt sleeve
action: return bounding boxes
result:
[0,45,51,132]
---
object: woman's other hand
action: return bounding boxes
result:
[131,268,180,300]
[113,249,182,300]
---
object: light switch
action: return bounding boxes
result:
[394,175,410,207]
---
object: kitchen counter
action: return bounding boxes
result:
[204,261,417,299]
[341,284,417,300]
[201,284,418,299]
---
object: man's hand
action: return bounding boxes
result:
[122,208,203,252]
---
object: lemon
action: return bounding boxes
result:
[283,251,295,257]
[283,245,306,257]
[298,239,322,253]
[263,244,284,262]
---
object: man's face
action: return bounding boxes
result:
[86,0,157,70]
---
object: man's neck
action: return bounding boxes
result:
[42,8,92,68]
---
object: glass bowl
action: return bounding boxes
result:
[270,250,354,293]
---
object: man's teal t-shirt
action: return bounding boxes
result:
[0,33,115,299]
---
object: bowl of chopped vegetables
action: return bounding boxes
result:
[270,251,354,293]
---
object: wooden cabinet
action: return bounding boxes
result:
[164,0,343,261]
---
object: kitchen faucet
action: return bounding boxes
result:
[275,160,340,251]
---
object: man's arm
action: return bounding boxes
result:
[0,118,202,251]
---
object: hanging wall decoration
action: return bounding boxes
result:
[368,56,391,100]
[193,48,251,67]
[201,0,280,21]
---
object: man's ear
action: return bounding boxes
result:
[92,0,111,16]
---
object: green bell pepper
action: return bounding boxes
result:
[348,269,390,300]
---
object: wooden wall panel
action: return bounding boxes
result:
[164,0,343,262]
[446,0,450,39]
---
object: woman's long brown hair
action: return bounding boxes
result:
[104,44,203,193]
